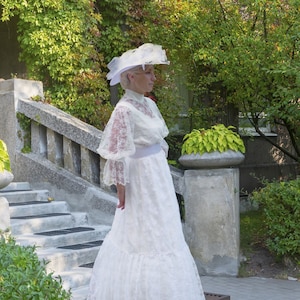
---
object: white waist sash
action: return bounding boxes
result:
[130,144,161,159]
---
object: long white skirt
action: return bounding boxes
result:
[88,149,205,300]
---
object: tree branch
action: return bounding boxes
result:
[255,126,299,163]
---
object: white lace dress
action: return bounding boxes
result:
[88,89,205,300]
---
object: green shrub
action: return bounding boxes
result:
[1,0,112,130]
[250,178,300,260]
[0,234,71,300]
[181,124,245,155]
[0,140,11,172]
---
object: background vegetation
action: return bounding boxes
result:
[145,0,300,162]
[251,178,300,260]
[1,0,299,162]
[239,178,300,278]
[0,234,71,299]
[1,0,112,129]
[0,0,299,281]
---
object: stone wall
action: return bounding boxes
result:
[240,135,298,193]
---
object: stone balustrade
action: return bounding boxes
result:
[18,97,103,187]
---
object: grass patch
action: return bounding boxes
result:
[239,209,267,277]
[240,209,266,255]
[239,206,300,279]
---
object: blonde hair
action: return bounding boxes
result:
[120,65,144,89]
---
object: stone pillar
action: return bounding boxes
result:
[183,168,240,276]
[0,79,43,173]
[81,146,93,182]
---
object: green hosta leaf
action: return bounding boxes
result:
[211,140,218,150]
[226,135,234,144]
[0,140,11,172]
[0,161,4,172]
[217,144,225,152]
[206,142,212,153]
[186,145,194,155]
[218,135,226,146]
[231,144,239,151]
[198,144,205,155]
[182,124,246,155]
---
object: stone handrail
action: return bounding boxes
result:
[18,97,104,186]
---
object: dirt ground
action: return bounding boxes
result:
[241,245,300,280]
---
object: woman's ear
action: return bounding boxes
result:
[127,72,134,82]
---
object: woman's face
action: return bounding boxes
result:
[128,65,156,94]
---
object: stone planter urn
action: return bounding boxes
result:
[180,124,246,169]
[0,170,14,189]
[179,149,245,169]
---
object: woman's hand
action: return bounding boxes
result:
[116,183,125,209]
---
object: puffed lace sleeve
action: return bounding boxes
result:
[97,105,135,186]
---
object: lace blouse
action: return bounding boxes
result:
[97,89,169,186]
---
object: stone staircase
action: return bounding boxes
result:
[2,182,111,300]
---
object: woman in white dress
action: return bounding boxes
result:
[88,43,205,300]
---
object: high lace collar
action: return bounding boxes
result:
[124,89,144,102]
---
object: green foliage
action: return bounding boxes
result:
[240,209,266,255]
[0,235,71,299]
[0,140,11,172]
[16,113,31,153]
[95,0,184,130]
[96,0,181,129]
[95,0,133,62]
[1,0,111,130]
[2,0,300,162]
[251,178,300,259]
[239,208,269,277]
[146,0,300,162]
[181,124,245,155]
[166,134,184,166]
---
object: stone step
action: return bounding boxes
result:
[10,212,88,235]
[37,242,102,272]
[1,189,50,203]
[9,200,69,217]
[70,285,89,300]
[58,267,93,291]
[1,181,31,192]
[69,287,229,300]
[5,182,112,298]
[15,224,110,248]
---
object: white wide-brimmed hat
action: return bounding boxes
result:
[106,43,170,86]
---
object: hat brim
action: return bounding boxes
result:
[106,43,170,86]
[108,65,140,86]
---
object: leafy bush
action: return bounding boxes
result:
[181,124,245,155]
[0,140,11,172]
[0,234,71,300]
[1,0,112,130]
[250,178,300,260]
